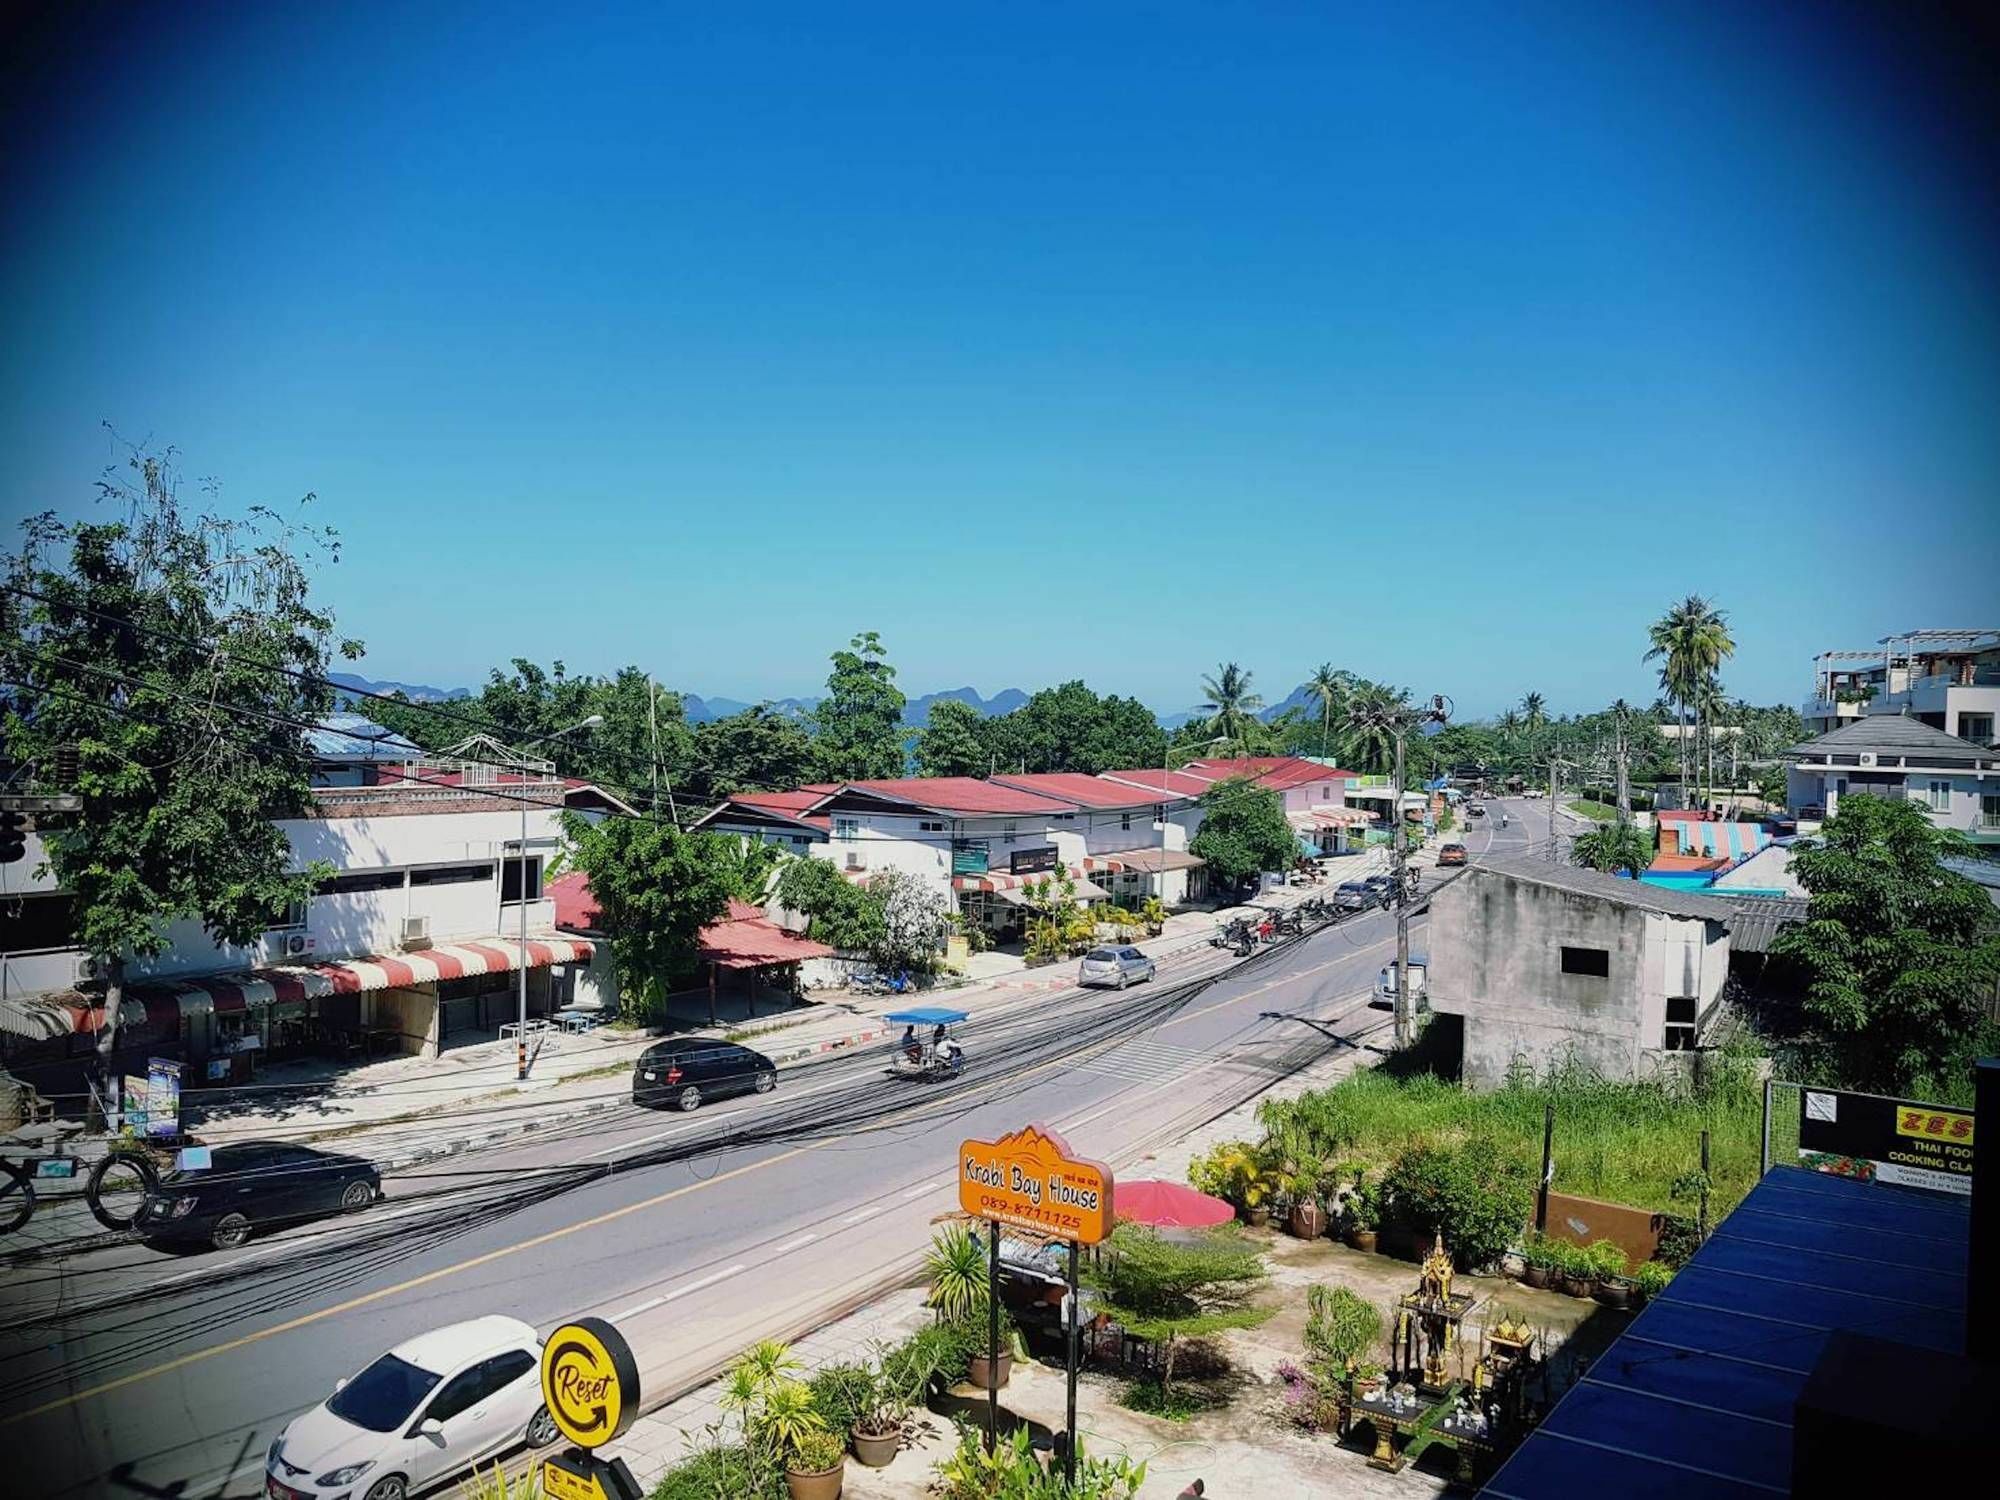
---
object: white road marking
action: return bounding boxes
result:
[776,1232,819,1252]
[616,1295,666,1318]
[841,1206,883,1225]
[901,1179,943,1199]
[661,1263,745,1302]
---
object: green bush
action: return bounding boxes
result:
[1584,1239,1629,1280]
[1634,1260,1675,1297]
[805,1362,875,1434]
[648,1444,778,1500]
[1378,1138,1533,1269]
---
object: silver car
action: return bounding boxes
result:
[1078,945,1156,989]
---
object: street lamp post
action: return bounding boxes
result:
[512,714,601,1081]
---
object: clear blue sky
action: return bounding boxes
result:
[4,1,1996,719]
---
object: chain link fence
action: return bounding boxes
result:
[1763,1079,1803,1174]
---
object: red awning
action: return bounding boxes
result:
[699,912,834,970]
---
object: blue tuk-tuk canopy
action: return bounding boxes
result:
[884,1007,969,1026]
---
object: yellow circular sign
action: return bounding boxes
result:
[539,1317,639,1448]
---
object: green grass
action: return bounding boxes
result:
[1565,799,1620,822]
[1118,1378,1223,1421]
[1256,1054,1765,1220]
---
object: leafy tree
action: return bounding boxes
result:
[1198,662,1264,753]
[1340,683,1411,775]
[1379,1138,1534,1269]
[912,696,991,778]
[988,680,1166,775]
[1769,795,2000,1098]
[1190,776,1296,889]
[560,811,736,1019]
[1754,760,1789,809]
[694,704,818,794]
[811,631,906,781]
[1569,820,1655,877]
[0,443,356,1053]
[1084,1223,1271,1396]
[774,856,885,953]
[869,868,953,974]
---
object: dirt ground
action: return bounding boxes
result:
[838,1229,1635,1498]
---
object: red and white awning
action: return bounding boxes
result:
[952,862,1099,893]
[0,935,595,1039]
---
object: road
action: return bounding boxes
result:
[3,803,1533,1500]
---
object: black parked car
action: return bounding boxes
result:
[1362,874,1400,906]
[632,1041,777,1111]
[137,1141,381,1251]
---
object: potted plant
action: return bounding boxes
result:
[1342,1179,1380,1253]
[849,1370,907,1468]
[1555,1241,1595,1299]
[1140,896,1167,935]
[967,1311,1022,1391]
[1587,1240,1632,1308]
[783,1426,847,1500]
[1519,1234,1557,1290]
[1289,1191,1329,1240]
[1633,1260,1674,1305]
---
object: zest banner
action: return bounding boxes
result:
[1798,1086,1973,1195]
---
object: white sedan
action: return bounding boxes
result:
[265,1316,559,1500]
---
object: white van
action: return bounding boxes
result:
[1371,961,1428,1011]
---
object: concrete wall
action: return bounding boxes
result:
[1429,867,1729,1088]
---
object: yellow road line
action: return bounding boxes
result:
[5,931,1380,1426]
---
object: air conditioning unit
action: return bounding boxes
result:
[284,933,316,959]
[1857,752,1876,767]
[74,954,103,985]
[401,915,432,949]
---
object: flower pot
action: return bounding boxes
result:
[1523,1264,1550,1289]
[1289,1200,1328,1239]
[1561,1273,1594,1299]
[1246,1206,1272,1228]
[1344,1228,1378,1253]
[1500,1252,1525,1281]
[851,1424,902,1468]
[785,1459,845,1500]
[969,1348,1013,1389]
[1595,1279,1632,1310]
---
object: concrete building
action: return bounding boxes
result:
[990,772,1207,906]
[1785,714,2000,847]
[690,786,834,853]
[1801,629,2000,745]
[1427,854,1735,1088]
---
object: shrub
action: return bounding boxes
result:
[924,1224,989,1320]
[1654,1212,1701,1268]
[1378,1139,1533,1269]
[1303,1284,1383,1381]
[805,1362,875,1435]
[1519,1232,1562,1272]
[1584,1239,1629,1281]
[786,1426,846,1475]
[933,1424,1146,1500]
[647,1441,778,1500]
[1634,1260,1675,1297]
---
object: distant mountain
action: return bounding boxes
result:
[905,686,1029,727]
[1260,683,1318,722]
[683,694,818,724]
[1158,707,1205,730]
[330,671,472,703]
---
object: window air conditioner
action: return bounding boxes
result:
[284,933,316,959]
[401,915,432,949]
[1857,753,1876,767]
[74,954,103,985]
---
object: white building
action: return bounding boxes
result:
[989,773,1207,906]
[1786,714,2000,849]
[1801,630,2000,745]
[690,786,834,854]
[1,746,616,1108]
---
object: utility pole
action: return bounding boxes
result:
[1547,755,1559,860]
[1364,693,1451,1051]
[1615,710,1632,825]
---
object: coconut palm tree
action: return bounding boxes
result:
[1521,691,1547,731]
[1645,596,1735,807]
[1570,820,1655,878]
[1342,684,1409,775]
[1199,662,1264,754]
[1306,663,1354,759]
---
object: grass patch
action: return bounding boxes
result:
[1257,1052,1764,1219]
[1566,799,1619,822]
[1118,1378,1225,1422]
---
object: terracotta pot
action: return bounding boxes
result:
[851,1424,902,1468]
[1523,1264,1550,1289]
[1246,1206,1271,1228]
[1345,1228,1378,1253]
[1289,1201,1328,1239]
[786,1459,844,1500]
[969,1349,1013,1389]
[1595,1279,1632,1310]
[1561,1273,1594,1299]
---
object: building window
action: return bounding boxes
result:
[1559,945,1610,978]
[792,835,812,848]
[1003,822,1017,836]
[834,817,860,841]
[1926,780,1951,813]
[0,893,81,952]
[1121,813,1133,831]
[918,820,944,832]
[322,869,410,895]
[1664,995,1697,1051]
[265,899,308,933]
[409,864,489,887]
[1961,713,1994,744]
[499,857,543,904]
[1983,793,2000,830]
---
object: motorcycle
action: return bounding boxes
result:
[1211,916,1258,953]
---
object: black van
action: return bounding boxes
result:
[631,1040,778,1111]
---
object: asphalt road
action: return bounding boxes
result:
[4,805,1534,1500]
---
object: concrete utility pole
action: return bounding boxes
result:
[1615,714,1632,825]
[1366,694,1451,1050]
[1547,756,1559,859]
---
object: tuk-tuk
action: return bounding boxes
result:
[884,1007,969,1081]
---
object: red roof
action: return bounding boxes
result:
[733,786,835,814]
[821,777,1079,816]
[549,873,833,968]
[549,871,602,930]
[1184,756,1354,791]
[1098,768,1217,797]
[989,772,1180,808]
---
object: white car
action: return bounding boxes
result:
[266,1316,558,1500]
[1370,961,1428,1011]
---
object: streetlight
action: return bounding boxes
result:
[513,714,601,1080]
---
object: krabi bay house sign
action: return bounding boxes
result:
[958,1123,1114,1244]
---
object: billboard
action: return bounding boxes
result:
[1797,1086,1973,1196]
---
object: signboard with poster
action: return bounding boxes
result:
[144,1058,182,1139]
[1797,1086,1973,1196]
[538,1317,644,1500]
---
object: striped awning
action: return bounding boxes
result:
[0,935,595,1040]
[952,862,1099,893]
[1674,821,1772,860]
[1288,806,1372,832]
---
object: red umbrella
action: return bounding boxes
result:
[1114,1178,1235,1229]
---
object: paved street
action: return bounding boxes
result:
[0,808,1530,1500]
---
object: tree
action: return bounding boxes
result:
[559,811,736,1019]
[1084,1223,1271,1397]
[1306,664,1354,759]
[694,704,818,794]
[911,697,989,778]
[1569,820,1655,878]
[775,856,886,954]
[0,443,356,1055]
[992,680,1167,775]
[1645,596,1734,805]
[1521,691,1546,732]
[1190,776,1296,890]
[1197,662,1264,753]
[869,868,953,974]
[811,632,906,781]
[1770,795,2000,1098]
[1340,683,1410,775]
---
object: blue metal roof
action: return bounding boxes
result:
[1485,1166,1968,1499]
[308,714,424,762]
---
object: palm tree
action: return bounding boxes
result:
[1496,708,1523,778]
[1199,662,1264,754]
[1342,684,1409,775]
[1645,596,1735,807]
[1521,692,1547,731]
[1608,698,1636,821]
[1306,663,1353,759]
[1570,820,1656,878]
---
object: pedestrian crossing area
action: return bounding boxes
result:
[1068,1033,1331,1086]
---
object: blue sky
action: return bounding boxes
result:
[4,1,1996,720]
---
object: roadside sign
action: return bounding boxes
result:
[541,1449,643,1500]
[959,1123,1114,1245]
[1798,1087,1973,1195]
[539,1317,640,1448]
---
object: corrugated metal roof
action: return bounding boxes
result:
[308,714,424,761]
[1469,853,1741,920]
[989,772,1177,808]
[1723,895,1811,953]
[1486,1167,1969,1500]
